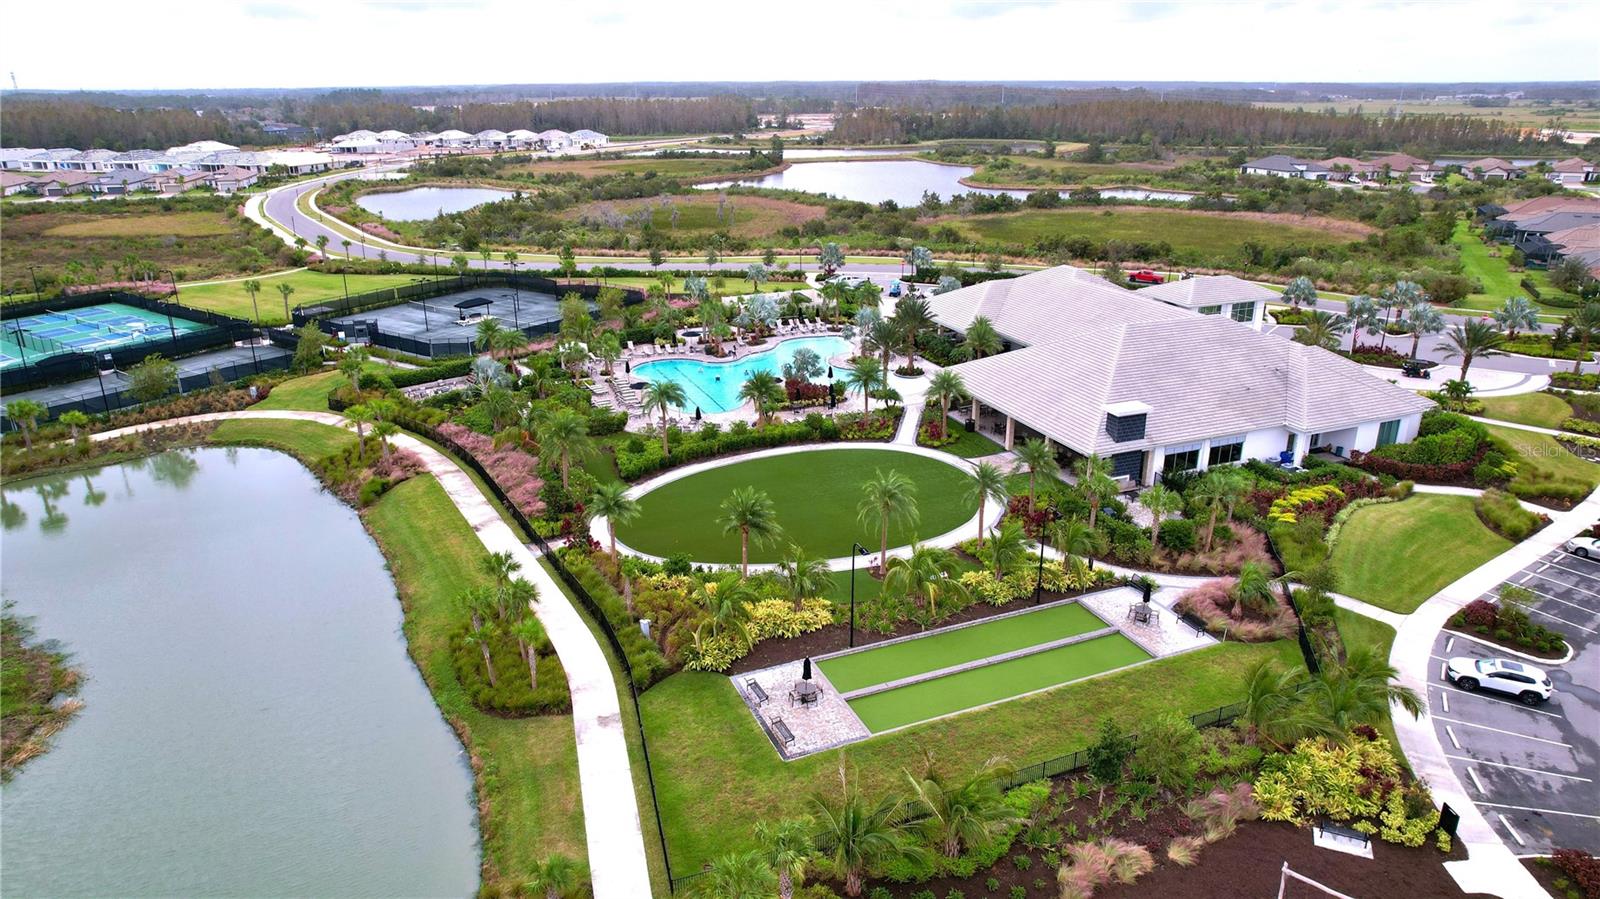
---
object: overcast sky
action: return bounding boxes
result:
[3,0,1596,92]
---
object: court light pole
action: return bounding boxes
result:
[92,354,111,412]
[28,266,41,300]
[848,542,870,648]
[163,269,180,307]
[157,270,178,341]
[413,278,430,330]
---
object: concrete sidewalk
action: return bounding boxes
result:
[93,409,656,898]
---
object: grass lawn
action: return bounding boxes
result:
[1450,221,1579,316]
[561,193,824,239]
[177,271,421,324]
[365,476,585,886]
[615,448,977,564]
[1484,423,1600,502]
[952,207,1364,256]
[820,553,983,607]
[252,370,344,411]
[1477,392,1574,429]
[1332,608,1407,766]
[849,633,1150,732]
[577,275,810,297]
[926,415,1004,458]
[640,639,1299,873]
[818,602,1105,693]
[208,418,355,459]
[1329,494,1511,613]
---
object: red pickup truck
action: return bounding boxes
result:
[1128,270,1165,284]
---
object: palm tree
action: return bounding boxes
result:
[1435,319,1507,381]
[337,346,368,393]
[1316,645,1424,726]
[590,481,641,608]
[1074,453,1115,529]
[465,621,499,686]
[925,369,966,426]
[1568,302,1600,374]
[1189,473,1230,552]
[509,615,545,693]
[480,549,521,597]
[275,281,295,320]
[537,408,595,491]
[481,385,520,433]
[981,519,1028,578]
[58,409,89,443]
[1139,483,1181,549]
[315,234,329,259]
[755,817,813,899]
[1241,660,1320,751]
[739,371,786,426]
[476,317,507,356]
[242,278,263,324]
[695,572,757,645]
[810,786,922,897]
[641,379,687,458]
[843,357,887,416]
[1344,294,1379,352]
[1014,438,1058,512]
[1231,560,1278,615]
[905,756,1020,858]
[966,461,1009,547]
[1402,301,1446,358]
[1492,295,1540,340]
[857,469,919,572]
[885,542,970,622]
[1293,310,1349,351]
[524,854,587,899]
[1052,516,1098,568]
[863,318,900,373]
[594,331,622,375]
[775,545,831,612]
[372,420,399,460]
[4,399,45,450]
[892,295,933,371]
[960,315,1002,360]
[345,403,374,447]
[719,487,782,576]
[693,851,777,899]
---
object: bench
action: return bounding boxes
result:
[745,678,769,706]
[1314,820,1371,856]
[770,717,796,748]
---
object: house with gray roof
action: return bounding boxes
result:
[935,266,1431,486]
[1239,155,1332,180]
[1130,275,1275,329]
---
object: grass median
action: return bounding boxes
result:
[1329,494,1510,613]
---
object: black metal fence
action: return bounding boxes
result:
[16,352,293,422]
[1000,701,1247,788]
[1262,531,1322,675]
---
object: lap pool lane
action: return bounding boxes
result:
[818,601,1151,733]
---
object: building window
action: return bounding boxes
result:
[1162,447,1201,475]
[1377,419,1401,447]
[1208,440,1243,466]
[1199,305,1222,316]
[1231,302,1256,323]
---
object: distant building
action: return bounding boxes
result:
[260,121,312,141]
[434,129,474,148]
[1239,155,1332,180]
[570,129,609,148]
[537,129,572,151]
[1130,275,1276,330]
[506,129,539,149]
[1548,157,1599,185]
[473,129,509,149]
[89,170,155,196]
[1368,153,1434,181]
[1463,157,1524,180]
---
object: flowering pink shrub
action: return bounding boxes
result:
[1174,578,1298,642]
[438,423,546,517]
[372,448,424,482]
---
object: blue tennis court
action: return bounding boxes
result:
[1,303,209,369]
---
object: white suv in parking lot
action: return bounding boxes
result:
[1564,536,1600,558]
[1445,657,1554,705]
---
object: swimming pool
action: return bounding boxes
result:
[634,335,851,414]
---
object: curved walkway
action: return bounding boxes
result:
[589,441,1003,572]
[91,409,654,899]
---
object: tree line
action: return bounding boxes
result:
[830,97,1554,154]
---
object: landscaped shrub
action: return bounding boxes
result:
[1157,518,1196,552]
[1447,587,1568,657]
[613,410,900,479]
[1173,578,1297,642]
[1551,371,1600,390]
[1266,483,1346,524]
[562,552,671,689]
[450,624,571,715]
[1355,411,1492,484]
[1551,849,1600,899]
[1253,732,1444,848]
[682,598,836,672]
[437,422,546,518]
[1474,487,1544,540]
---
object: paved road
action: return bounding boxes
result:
[1428,546,1600,856]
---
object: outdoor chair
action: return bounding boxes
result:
[745,678,769,706]
[1129,603,1153,625]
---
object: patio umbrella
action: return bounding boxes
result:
[1141,582,1152,603]
[802,657,812,680]
[694,406,702,421]
[624,360,631,373]
[827,365,834,379]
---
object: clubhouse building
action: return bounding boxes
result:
[934,267,1432,486]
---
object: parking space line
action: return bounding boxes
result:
[1432,654,1451,664]
[1441,692,1449,714]
[1444,636,1455,653]
[1498,814,1527,847]
[1440,661,1448,679]
[1447,755,1592,782]
[1520,573,1600,608]
[1433,715,1574,747]
[1467,767,1486,793]
[1445,725,1461,749]
[1478,802,1600,821]
[1428,684,1564,718]
[1524,601,1598,634]
[1538,562,1551,573]
[1536,559,1600,585]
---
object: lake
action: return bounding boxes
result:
[695,158,1197,206]
[0,448,480,898]
[628,147,910,159]
[357,185,514,221]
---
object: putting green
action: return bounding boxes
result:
[615,448,977,564]
[819,603,1105,694]
[846,633,1151,733]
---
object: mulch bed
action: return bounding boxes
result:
[726,586,1093,676]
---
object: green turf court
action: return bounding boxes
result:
[818,602,1105,694]
[846,633,1150,733]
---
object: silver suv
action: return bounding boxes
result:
[1445,657,1554,705]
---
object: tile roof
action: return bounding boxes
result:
[1498,195,1600,221]
[1547,223,1600,253]
[1243,155,1330,174]
[1130,275,1279,308]
[1370,153,1431,170]
[1514,211,1600,234]
[926,266,1189,346]
[1554,157,1597,173]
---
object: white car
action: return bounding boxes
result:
[1564,536,1600,558]
[1444,657,1554,705]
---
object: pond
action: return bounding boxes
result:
[627,147,910,159]
[695,158,1199,206]
[0,448,480,898]
[357,185,514,221]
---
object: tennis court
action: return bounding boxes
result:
[846,632,1152,733]
[1,303,208,369]
[818,602,1107,694]
[326,286,571,354]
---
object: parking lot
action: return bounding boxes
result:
[1428,546,1600,854]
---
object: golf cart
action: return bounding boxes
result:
[1401,358,1437,380]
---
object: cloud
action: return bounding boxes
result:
[949,0,1058,20]
[243,2,311,19]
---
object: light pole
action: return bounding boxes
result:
[412,278,430,330]
[848,542,870,648]
[158,270,178,340]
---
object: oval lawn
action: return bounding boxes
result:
[614,448,978,564]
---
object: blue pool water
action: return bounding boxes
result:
[634,336,850,414]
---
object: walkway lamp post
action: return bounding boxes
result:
[1033,511,1058,606]
[849,542,870,648]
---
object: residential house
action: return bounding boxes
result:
[0,148,47,171]
[260,121,312,141]
[32,170,100,196]
[147,168,213,194]
[332,130,378,144]
[331,137,382,155]
[1464,157,1524,180]
[473,129,509,149]
[1368,153,1434,182]
[1239,155,1332,180]
[208,166,259,194]
[168,140,239,155]
[537,129,572,151]
[434,129,474,148]
[1548,157,1599,185]
[58,149,120,172]
[1320,157,1380,182]
[936,266,1431,485]
[505,129,539,149]
[1131,274,1276,329]
[375,130,414,151]
[108,149,164,170]
[1,171,35,195]
[90,170,155,195]
[408,131,439,147]
[570,129,609,148]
